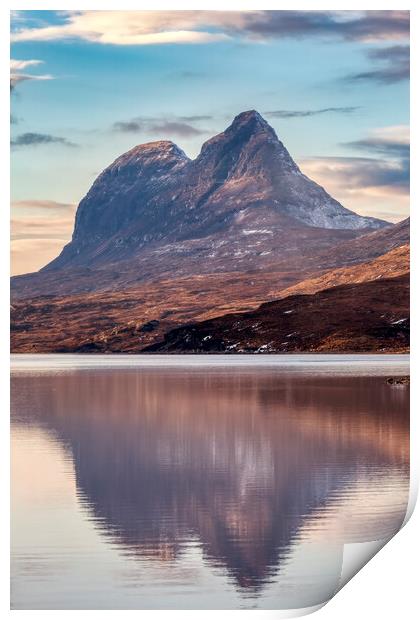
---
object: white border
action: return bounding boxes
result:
[2,1,417,618]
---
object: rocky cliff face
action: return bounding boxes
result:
[43,110,386,273]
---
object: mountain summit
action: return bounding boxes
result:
[43,110,386,275]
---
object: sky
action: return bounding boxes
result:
[10,10,410,275]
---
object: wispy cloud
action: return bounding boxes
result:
[144,121,208,137]
[10,10,409,46]
[11,133,77,148]
[112,116,210,137]
[343,125,409,158]
[10,58,43,71]
[347,44,409,84]
[11,199,76,275]
[10,73,53,91]
[10,11,232,45]
[265,106,359,119]
[11,238,69,275]
[12,199,77,212]
[10,58,53,91]
[303,155,408,192]
[11,216,76,240]
[299,124,409,221]
[112,121,143,133]
[239,10,409,42]
[178,115,213,121]
[300,155,409,222]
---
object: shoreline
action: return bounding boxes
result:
[10,352,410,376]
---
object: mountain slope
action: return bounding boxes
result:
[148,274,409,354]
[275,244,409,299]
[11,243,409,353]
[11,217,408,303]
[314,217,409,269]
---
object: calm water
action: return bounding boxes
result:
[11,355,410,610]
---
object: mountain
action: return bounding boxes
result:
[11,110,388,302]
[45,110,385,272]
[11,110,409,353]
[147,274,409,354]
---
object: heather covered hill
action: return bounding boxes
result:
[275,244,409,299]
[11,244,409,353]
[148,274,409,354]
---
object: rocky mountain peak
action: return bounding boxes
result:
[193,108,295,183]
[108,140,189,174]
[42,109,388,273]
[228,109,273,133]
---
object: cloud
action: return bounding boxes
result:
[112,116,210,137]
[11,200,77,274]
[178,115,213,121]
[300,155,409,222]
[299,124,409,221]
[343,125,409,158]
[10,72,53,91]
[10,10,409,46]
[11,216,76,241]
[338,125,409,190]
[347,44,409,83]
[239,10,409,42]
[265,107,359,119]
[12,199,77,212]
[11,238,69,276]
[303,155,408,192]
[10,11,233,45]
[369,44,410,64]
[11,132,77,148]
[10,58,43,71]
[147,121,208,137]
[10,58,53,91]
[113,120,143,133]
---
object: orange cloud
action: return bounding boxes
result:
[11,238,69,275]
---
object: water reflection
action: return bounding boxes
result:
[11,368,409,608]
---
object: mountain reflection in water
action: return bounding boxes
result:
[11,366,409,609]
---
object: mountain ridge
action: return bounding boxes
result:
[42,110,387,275]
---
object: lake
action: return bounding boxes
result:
[11,354,410,610]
